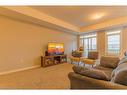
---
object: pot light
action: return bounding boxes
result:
[91,13,105,20]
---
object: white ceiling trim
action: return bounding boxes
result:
[3,6,80,34]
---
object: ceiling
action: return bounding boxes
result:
[32,6,127,27]
[1,6,127,34]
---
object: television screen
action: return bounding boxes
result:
[48,43,64,55]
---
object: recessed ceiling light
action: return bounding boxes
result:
[91,13,105,20]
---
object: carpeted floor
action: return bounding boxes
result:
[0,63,73,89]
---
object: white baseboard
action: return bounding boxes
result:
[0,65,41,76]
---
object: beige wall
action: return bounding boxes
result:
[97,30,106,58]
[121,27,127,57]
[0,15,77,73]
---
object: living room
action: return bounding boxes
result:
[0,5,127,92]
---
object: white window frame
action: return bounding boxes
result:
[80,32,97,57]
[105,28,122,56]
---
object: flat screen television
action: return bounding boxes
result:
[48,43,64,55]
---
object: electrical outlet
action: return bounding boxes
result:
[20,58,24,63]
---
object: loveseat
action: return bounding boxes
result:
[68,56,127,89]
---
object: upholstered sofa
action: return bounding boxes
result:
[68,56,127,89]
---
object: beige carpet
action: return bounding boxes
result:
[0,63,73,89]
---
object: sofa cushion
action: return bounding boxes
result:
[72,65,109,81]
[80,69,110,81]
[94,65,114,80]
[100,56,120,69]
[113,70,127,86]
[111,62,127,83]
[72,65,89,74]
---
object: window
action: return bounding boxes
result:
[106,29,121,55]
[80,33,97,57]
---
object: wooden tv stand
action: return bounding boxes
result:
[41,54,67,67]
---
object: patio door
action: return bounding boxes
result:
[80,33,97,57]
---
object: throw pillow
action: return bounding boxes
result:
[80,69,110,81]
[118,56,127,65]
[124,51,127,56]
[72,65,89,74]
[113,70,127,86]
[111,62,127,83]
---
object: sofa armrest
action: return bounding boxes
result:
[68,72,127,89]
[100,56,120,69]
